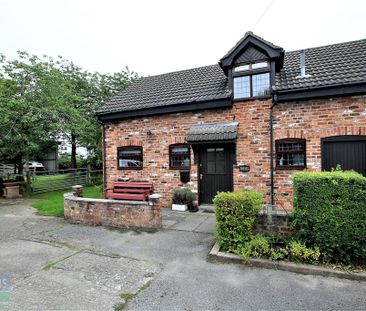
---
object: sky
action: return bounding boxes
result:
[1,0,365,77]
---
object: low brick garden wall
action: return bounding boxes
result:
[64,193,162,230]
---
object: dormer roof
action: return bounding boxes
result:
[219,31,284,75]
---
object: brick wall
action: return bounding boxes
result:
[64,193,162,230]
[273,95,366,209]
[254,212,292,237]
[103,95,366,210]
[103,99,272,208]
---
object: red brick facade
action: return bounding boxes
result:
[103,95,366,210]
[273,95,366,209]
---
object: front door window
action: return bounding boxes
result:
[207,148,225,174]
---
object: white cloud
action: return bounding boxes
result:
[0,0,365,76]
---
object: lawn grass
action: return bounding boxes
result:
[34,173,71,182]
[31,185,103,217]
[32,173,87,192]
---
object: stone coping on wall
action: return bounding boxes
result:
[64,192,162,231]
[259,209,291,217]
[259,205,292,216]
[63,192,150,206]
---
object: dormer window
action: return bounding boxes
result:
[233,64,250,72]
[233,61,268,72]
[233,61,270,100]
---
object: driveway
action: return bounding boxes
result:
[0,198,365,311]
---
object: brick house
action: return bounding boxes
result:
[97,32,366,210]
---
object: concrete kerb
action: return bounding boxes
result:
[208,242,366,282]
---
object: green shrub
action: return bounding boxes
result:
[172,188,196,207]
[292,170,366,264]
[58,154,87,169]
[213,190,263,253]
[269,247,288,261]
[288,241,321,264]
[239,235,322,263]
[241,234,270,262]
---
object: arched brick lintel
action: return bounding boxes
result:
[274,126,366,141]
[117,139,143,147]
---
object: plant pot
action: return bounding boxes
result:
[3,181,21,187]
[172,204,188,212]
[3,182,21,199]
[188,204,199,213]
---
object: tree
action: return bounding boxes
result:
[0,52,73,173]
[56,59,139,169]
[0,51,139,172]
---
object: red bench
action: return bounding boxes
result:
[104,181,154,201]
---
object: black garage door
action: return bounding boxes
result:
[322,136,366,176]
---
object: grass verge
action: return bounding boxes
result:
[31,185,103,217]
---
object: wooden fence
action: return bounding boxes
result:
[0,168,103,195]
[28,168,103,194]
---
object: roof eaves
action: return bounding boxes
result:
[97,97,232,122]
[275,81,366,102]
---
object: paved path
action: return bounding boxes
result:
[163,208,215,233]
[0,198,365,311]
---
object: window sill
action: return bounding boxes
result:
[117,167,143,170]
[169,167,191,171]
[233,95,271,102]
[275,166,306,171]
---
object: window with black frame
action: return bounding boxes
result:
[276,139,306,169]
[117,146,143,169]
[169,144,190,169]
[233,61,270,99]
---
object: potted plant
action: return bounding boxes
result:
[2,175,25,198]
[172,188,196,212]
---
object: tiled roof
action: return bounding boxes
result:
[98,38,366,116]
[275,39,366,91]
[187,122,238,143]
[98,65,230,114]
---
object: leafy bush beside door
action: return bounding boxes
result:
[213,190,263,253]
[292,171,366,264]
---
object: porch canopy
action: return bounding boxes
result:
[187,122,239,144]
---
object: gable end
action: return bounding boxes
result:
[234,45,268,65]
[220,32,284,75]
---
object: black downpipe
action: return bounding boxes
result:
[270,93,278,207]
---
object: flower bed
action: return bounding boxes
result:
[214,170,366,267]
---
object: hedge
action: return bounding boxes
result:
[213,190,263,253]
[292,171,366,264]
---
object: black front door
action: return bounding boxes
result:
[322,136,366,176]
[198,145,234,204]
